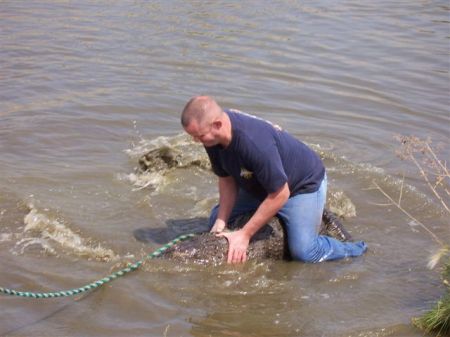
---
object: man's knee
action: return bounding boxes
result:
[290,242,324,263]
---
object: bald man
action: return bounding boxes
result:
[181,96,367,264]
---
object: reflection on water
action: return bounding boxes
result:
[0,0,448,336]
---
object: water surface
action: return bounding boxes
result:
[1,1,449,336]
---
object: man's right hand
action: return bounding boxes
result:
[210,219,226,233]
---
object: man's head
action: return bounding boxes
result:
[181,96,230,147]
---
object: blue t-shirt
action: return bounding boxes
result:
[205,109,325,200]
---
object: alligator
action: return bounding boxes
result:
[152,208,352,265]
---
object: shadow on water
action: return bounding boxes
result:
[133,217,210,244]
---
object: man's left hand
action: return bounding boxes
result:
[216,229,250,264]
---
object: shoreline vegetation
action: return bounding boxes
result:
[372,135,449,336]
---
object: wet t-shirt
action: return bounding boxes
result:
[205,109,325,200]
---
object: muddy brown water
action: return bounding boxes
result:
[1,1,449,336]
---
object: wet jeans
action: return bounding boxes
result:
[209,174,367,262]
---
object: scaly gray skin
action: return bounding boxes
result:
[160,210,352,265]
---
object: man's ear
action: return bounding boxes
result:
[212,120,222,130]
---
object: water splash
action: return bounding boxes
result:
[11,205,118,262]
[327,189,357,218]
[123,133,210,192]
[119,171,166,192]
[125,133,201,159]
[0,233,13,242]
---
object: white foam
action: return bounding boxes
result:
[14,237,56,255]
[118,171,166,192]
[125,133,191,158]
[0,233,13,242]
[123,133,209,192]
[327,190,357,218]
[15,205,118,262]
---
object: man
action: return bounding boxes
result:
[181,96,367,264]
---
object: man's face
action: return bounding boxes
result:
[184,120,220,147]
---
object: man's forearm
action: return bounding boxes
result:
[216,176,238,224]
[241,182,290,238]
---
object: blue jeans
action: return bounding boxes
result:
[209,175,367,262]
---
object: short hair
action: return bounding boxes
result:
[181,96,222,127]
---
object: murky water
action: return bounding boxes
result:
[1,1,449,336]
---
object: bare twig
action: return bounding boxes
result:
[398,172,405,205]
[410,154,450,213]
[163,324,170,337]
[367,201,394,207]
[426,143,449,179]
[371,180,444,247]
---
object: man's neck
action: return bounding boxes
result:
[219,112,232,147]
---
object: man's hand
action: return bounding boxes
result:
[210,219,226,233]
[217,229,251,264]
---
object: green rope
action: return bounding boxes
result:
[0,233,195,299]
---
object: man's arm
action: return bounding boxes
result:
[210,176,238,232]
[218,182,290,263]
